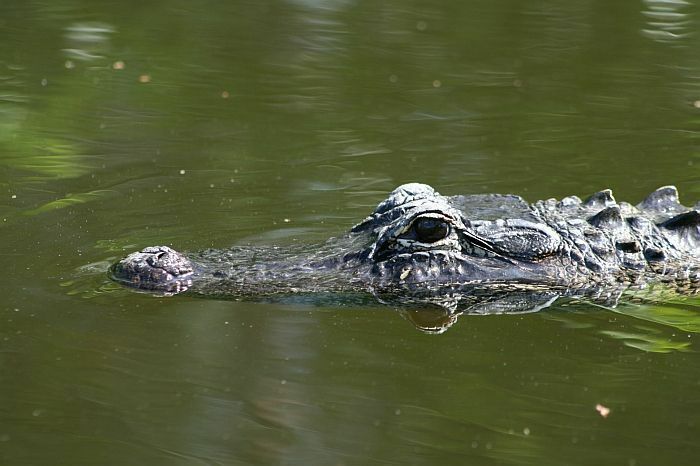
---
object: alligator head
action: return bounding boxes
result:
[111,182,700,326]
[350,183,570,291]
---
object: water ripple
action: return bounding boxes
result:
[641,0,693,44]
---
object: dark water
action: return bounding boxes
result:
[2,1,700,465]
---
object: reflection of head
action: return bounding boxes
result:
[399,306,460,334]
[383,288,565,333]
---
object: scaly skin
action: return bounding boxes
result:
[111,184,700,304]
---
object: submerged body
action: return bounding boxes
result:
[112,183,700,325]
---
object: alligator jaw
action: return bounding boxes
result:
[110,246,195,294]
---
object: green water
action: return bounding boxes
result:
[2,1,700,465]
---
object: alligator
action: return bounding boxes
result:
[111,183,700,331]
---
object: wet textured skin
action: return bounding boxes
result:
[111,183,700,330]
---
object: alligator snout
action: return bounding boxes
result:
[110,246,195,293]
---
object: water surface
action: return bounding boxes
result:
[2,1,700,465]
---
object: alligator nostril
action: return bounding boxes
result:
[616,241,641,253]
[644,247,666,262]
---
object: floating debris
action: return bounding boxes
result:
[595,404,611,418]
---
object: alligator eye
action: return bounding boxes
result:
[412,217,451,243]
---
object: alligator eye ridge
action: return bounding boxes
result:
[412,217,451,243]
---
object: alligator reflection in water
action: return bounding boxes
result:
[379,286,562,333]
[111,183,700,332]
[379,283,699,334]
